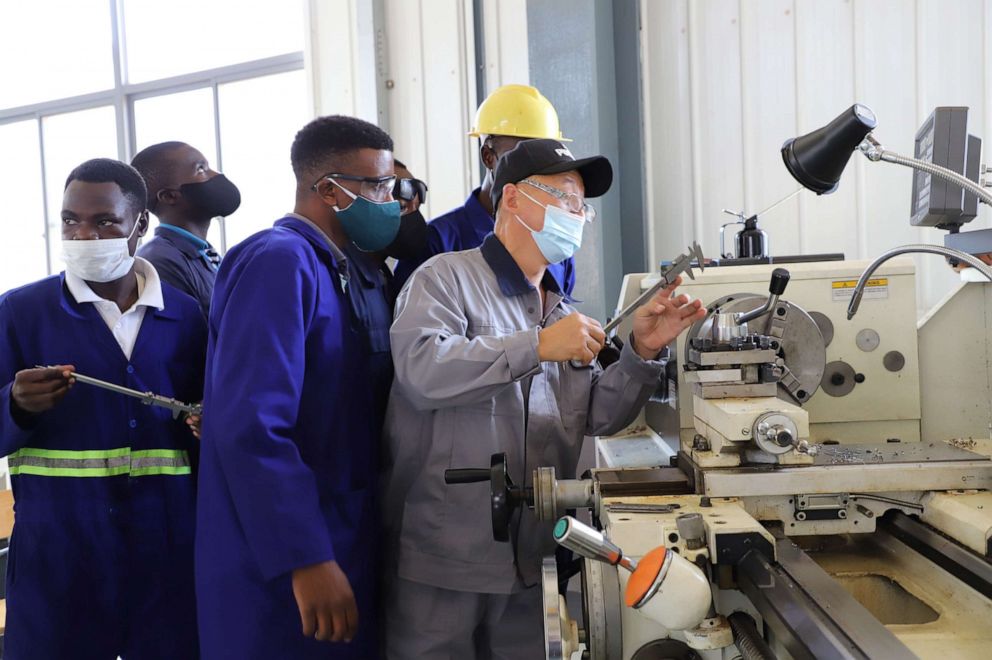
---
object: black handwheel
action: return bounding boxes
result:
[445,452,529,542]
[490,453,513,542]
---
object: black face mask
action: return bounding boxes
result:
[179,174,242,218]
[382,209,428,260]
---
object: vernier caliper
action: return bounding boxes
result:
[37,366,203,419]
[603,241,705,336]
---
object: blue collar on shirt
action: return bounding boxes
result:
[274,215,351,293]
[479,233,570,301]
[343,241,388,289]
[157,223,211,251]
[463,187,495,237]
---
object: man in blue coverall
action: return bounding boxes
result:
[132,141,241,318]
[392,84,577,295]
[195,115,400,659]
[0,158,207,659]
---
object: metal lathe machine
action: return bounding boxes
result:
[452,104,992,659]
[537,255,992,660]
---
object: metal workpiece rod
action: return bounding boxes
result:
[552,516,637,572]
[847,244,992,319]
[728,611,776,660]
[554,479,595,511]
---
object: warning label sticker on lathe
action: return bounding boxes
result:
[831,277,889,302]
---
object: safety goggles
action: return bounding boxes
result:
[313,173,397,202]
[393,177,429,204]
[521,178,596,222]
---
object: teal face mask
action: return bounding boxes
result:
[514,189,586,264]
[329,178,402,251]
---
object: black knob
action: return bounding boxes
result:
[769,268,790,295]
[444,468,490,484]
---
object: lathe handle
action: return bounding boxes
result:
[553,516,637,572]
[444,468,490,484]
[769,268,790,295]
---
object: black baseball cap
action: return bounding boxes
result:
[491,138,613,210]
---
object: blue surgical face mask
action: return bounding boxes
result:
[514,189,586,264]
[328,178,402,252]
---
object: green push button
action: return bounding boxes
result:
[553,518,569,540]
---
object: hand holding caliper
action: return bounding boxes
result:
[34,366,203,420]
[583,242,707,367]
[603,241,706,335]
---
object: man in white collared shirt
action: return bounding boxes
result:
[64,255,164,360]
[0,158,208,659]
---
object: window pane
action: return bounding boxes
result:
[42,106,119,272]
[0,121,48,291]
[133,88,222,247]
[218,70,310,248]
[123,0,305,83]
[0,1,114,109]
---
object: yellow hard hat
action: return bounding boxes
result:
[468,84,571,142]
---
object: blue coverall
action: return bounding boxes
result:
[0,275,207,660]
[196,216,390,659]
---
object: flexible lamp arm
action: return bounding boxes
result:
[848,244,992,319]
[858,134,992,207]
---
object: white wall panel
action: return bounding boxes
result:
[795,0,859,258]
[740,0,801,255]
[306,0,379,122]
[481,0,529,93]
[641,0,695,257]
[380,0,477,218]
[688,0,746,256]
[642,0,992,316]
[856,0,925,309]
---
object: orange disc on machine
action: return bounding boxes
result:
[624,545,668,608]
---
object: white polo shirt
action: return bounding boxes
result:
[64,257,165,360]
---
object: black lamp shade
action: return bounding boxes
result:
[782,104,877,194]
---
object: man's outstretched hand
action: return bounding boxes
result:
[630,276,705,359]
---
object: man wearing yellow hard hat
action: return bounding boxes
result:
[391,84,577,295]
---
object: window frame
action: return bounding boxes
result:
[0,0,304,259]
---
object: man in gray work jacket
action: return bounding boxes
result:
[383,138,706,659]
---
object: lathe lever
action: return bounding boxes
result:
[737,267,791,325]
[552,516,638,572]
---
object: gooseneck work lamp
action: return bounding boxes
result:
[780,104,992,318]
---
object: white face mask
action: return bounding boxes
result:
[61,215,142,283]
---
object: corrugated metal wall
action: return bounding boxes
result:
[642,0,992,315]
[377,0,529,220]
